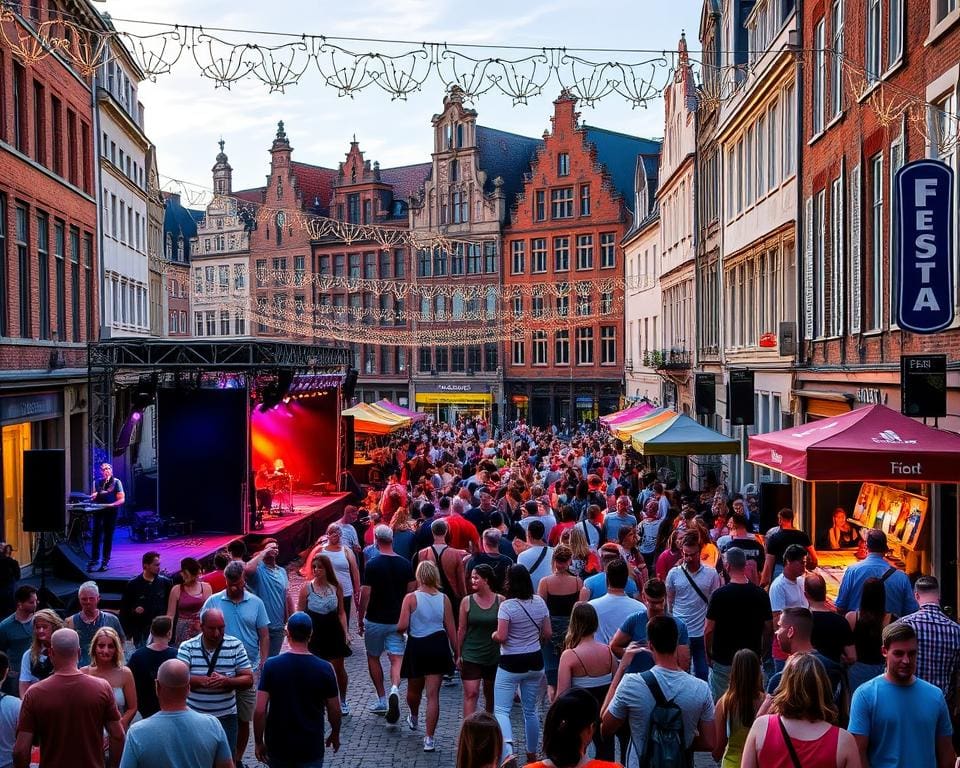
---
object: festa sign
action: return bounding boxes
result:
[895,159,955,333]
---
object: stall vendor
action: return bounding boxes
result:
[828,508,859,550]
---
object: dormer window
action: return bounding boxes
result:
[456,123,464,148]
[444,125,453,149]
[558,153,570,177]
[450,159,459,182]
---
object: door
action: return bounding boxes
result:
[1,423,32,565]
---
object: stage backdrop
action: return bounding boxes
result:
[157,388,248,534]
[251,391,339,491]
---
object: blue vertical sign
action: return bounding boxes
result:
[896,159,954,333]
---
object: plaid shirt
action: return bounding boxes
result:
[900,604,960,702]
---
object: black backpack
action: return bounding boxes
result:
[639,671,689,768]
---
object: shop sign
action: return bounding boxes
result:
[857,388,886,405]
[895,159,955,333]
[0,392,61,424]
[438,384,473,393]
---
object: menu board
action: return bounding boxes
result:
[852,483,928,551]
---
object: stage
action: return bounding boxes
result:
[53,492,349,594]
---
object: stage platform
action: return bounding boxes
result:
[53,492,349,600]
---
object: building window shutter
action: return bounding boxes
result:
[804,196,815,339]
[837,161,846,335]
[849,164,862,334]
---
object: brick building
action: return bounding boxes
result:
[313,139,429,405]
[504,92,659,427]
[797,0,960,593]
[0,1,102,563]
[408,88,540,426]
[163,192,199,338]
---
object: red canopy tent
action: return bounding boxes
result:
[748,404,960,483]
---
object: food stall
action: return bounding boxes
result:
[747,404,960,603]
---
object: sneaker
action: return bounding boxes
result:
[369,699,388,715]
[98,560,110,571]
[340,700,350,715]
[86,560,98,571]
[423,737,435,752]
[406,714,418,731]
[386,690,400,724]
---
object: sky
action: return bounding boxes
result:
[100,0,702,200]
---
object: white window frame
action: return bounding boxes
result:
[866,0,882,81]
[813,19,825,135]
[869,153,884,329]
[831,1,844,118]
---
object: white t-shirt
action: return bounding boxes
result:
[607,667,715,768]
[498,597,549,655]
[665,564,721,637]
[517,545,554,590]
[769,574,809,612]
[590,594,645,644]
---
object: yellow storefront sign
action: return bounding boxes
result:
[415,392,493,405]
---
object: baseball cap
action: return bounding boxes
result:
[287,611,313,634]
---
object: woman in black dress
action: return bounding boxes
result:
[297,553,352,714]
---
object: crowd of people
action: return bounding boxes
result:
[0,416,958,768]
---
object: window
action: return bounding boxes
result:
[296,254,307,284]
[468,344,482,372]
[757,115,766,195]
[70,227,80,340]
[234,264,246,289]
[783,86,796,176]
[554,330,570,365]
[869,153,883,329]
[467,244,482,274]
[551,188,574,218]
[576,327,594,364]
[831,176,844,336]
[364,346,376,374]
[745,127,753,204]
[531,238,547,273]
[531,295,544,318]
[866,0,881,81]
[32,81,44,165]
[600,326,616,364]
[220,310,230,336]
[829,1,843,118]
[433,248,447,277]
[534,190,545,221]
[419,347,432,373]
[888,0,902,66]
[814,191,826,337]
[937,0,958,22]
[813,19,825,135]
[37,212,49,339]
[553,236,570,272]
[434,295,446,320]
[12,62,25,152]
[435,346,449,372]
[512,338,525,365]
[576,287,591,316]
[394,249,406,278]
[557,153,570,176]
[451,189,468,223]
[204,266,215,294]
[417,249,431,277]
[0,196,8,336]
[511,241,525,274]
[576,234,593,270]
[195,311,204,337]
[256,259,268,287]
[532,331,547,364]
[600,291,613,314]
[484,241,497,273]
[580,184,591,215]
[54,219,64,338]
[16,204,29,338]
[600,232,616,268]
[349,254,360,279]
[347,194,360,224]
[217,265,229,293]
[556,293,570,317]
[484,343,498,371]
[206,310,216,336]
[768,103,778,189]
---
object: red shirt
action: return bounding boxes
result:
[201,570,227,593]
[445,514,480,552]
[549,521,576,546]
[19,672,120,766]
[656,549,682,581]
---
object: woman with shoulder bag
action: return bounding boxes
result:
[492,564,551,765]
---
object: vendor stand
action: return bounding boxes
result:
[747,404,960,607]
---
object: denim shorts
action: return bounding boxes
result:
[364,620,406,657]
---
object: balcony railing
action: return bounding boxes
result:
[644,348,692,370]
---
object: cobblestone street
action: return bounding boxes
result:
[239,570,719,768]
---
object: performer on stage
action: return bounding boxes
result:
[88,462,125,572]
[255,463,274,514]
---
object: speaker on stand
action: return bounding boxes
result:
[22,449,66,608]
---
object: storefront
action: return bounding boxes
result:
[504,380,621,429]
[414,382,494,425]
[748,404,960,610]
[0,382,87,566]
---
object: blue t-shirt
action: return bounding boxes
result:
[602,512,637,543]
[848,675,952,768]
[583,572,639,600]
[619,613,689,673]
[259,652,340,763]
[247,562,289,629]
[119,709,231,768]
[201,590,270,668]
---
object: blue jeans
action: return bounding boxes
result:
[269,626,285,658]
[689,636,709,681]
[708,661,731,702]
[217,714,238,755]
[493,666,544,760]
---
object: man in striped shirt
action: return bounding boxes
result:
[177,607,253,763]
[899,577,960,713]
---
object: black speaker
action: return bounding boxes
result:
[342,414,355,467]
[23,449,66,532]
[901,354,947,418]
[727,369,755,426]
[759,481,791,535]
[695,373,716,416]
[343,368,359,404]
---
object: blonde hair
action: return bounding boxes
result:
[771,653,838,723]
[390,506,414,532]
[30,609,65,667]
[89,626,125,669]
[564,602,598,650]
[416,559,441,590]
[565,527,590,561]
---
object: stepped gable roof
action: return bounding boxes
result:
[475,125,542,207]
[379,162,432,203]
[233,187,265,204]
[583,126,662,213]
[291,161,338,215]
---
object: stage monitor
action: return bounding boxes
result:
[157,388,248,534]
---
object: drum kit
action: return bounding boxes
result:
[268,459,296,516]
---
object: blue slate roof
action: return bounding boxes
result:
[583,127,662,215]
[162,194,201,264]
[475,125,542,215]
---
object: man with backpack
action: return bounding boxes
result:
[601,615,715,768]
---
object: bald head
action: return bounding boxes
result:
[49,628,80,669]
[156,658,191,711]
